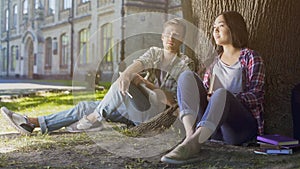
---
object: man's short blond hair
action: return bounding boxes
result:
[163,18,186,38]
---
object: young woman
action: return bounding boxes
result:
[161,11,265,164]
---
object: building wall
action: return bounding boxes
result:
[0,0,182,80]
[0,0,3,76]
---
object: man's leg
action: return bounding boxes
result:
[38,101,101,133]
[76,81,136,129]
[78,80,165,129]
[1,101,99,134]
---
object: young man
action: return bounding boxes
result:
[1,18,194,135]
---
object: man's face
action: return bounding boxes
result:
[161,24,184,53]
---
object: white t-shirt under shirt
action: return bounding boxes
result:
[212,58,243,96]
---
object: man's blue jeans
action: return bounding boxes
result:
[38,101,100,134]
[38,81,165,134]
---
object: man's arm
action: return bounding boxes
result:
[144,80,176,106]
[118,61,144,95]
[132,74,176,106]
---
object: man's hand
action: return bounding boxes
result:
[118,72,132,96]
[117,61,145,96]
[153,89,176,107]
[132,74,146,86]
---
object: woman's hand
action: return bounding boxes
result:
[207,92,213,101]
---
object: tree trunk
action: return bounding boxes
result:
[182,0,300,136]
[128,104,178,137]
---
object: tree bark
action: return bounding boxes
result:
[128,104,178,137]
[182,0,300,136]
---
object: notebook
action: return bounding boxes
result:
[208,74,224,95]
[257,134,299,146]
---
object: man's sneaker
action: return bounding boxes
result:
[0,107,35,135]
[76,115,96,130]
[66,121,103,133]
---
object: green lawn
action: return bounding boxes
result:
[1,87,300,168]
[0,89,108,134]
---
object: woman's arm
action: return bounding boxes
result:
[236,54,265,109]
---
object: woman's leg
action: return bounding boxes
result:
[214,90,258,144]
[196,88,257,144]
[162,88,257,162]
[177,71,208,137]
[161,88,224,162]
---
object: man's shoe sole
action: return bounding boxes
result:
[0,107,32,135]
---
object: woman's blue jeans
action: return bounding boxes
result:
[177,71,258,145]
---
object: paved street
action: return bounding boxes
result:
[0,79,86,98]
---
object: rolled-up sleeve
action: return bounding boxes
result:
[134,47,161,69]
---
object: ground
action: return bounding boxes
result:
[0,83,299,169]
[1,128,300,169]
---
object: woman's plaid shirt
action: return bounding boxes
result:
[203,48,265,135]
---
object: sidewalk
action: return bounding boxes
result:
[0,79,86,100]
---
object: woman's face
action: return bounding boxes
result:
[161,24,184,53]
[213,15,232,46]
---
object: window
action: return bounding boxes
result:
[11,46,17,71]
[2,48,7,72]
[79,29,90,64]
[48,0,55,14]
[81,0,90,3]
[35,0,40,9]
[23,0,28,15]
[60,34,69,68]
[5,9,9,31]
[101,23,113,71]
[13,5,18,28]
[63,0,71,9]
[45,38,52,69]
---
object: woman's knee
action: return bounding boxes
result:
[212,88,227,97]
[178,71,200,88]
[178,71,194,83]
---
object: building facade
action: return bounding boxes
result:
[0,0,182,80]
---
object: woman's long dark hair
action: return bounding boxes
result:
[215,11,249,54]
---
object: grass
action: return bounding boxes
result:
[33,79,74,86]
[2,83,300,168]
[0,88,108,160]
[0,88,108,133]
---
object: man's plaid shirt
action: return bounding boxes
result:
[135,46,194,99]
